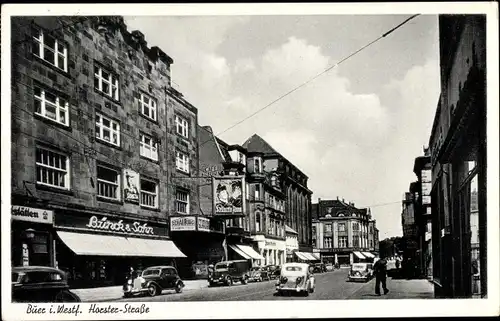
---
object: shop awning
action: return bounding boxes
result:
[362,252,375,258]
[311,253,321,260]
[228,244,251,260]
[57,231,186,258]
[295,252,317,261]
[353,251,366,259]
[235,244,264,260]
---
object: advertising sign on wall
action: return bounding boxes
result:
[55,213,169,237]
[197,217,210,232]
[123,168,140,203]
[11,206,54,224]
[170,217,197,231]
[212,176,245,216]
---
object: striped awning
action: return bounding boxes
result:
[362,252,375,258]
[353,251,366,259]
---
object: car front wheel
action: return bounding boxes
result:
[175,283,183,293]
[148,284,158,297]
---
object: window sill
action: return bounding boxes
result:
[93,88,121,105]
[176,212,190,215]
[140,155,160,164]
[139,112,159,125]
[32,55,71,79]
[36,184,73,195]
[34,113,72,132]
[96,197,124,205]
[175,169,191,176]
[140,205,160,212]
[96,138,122,150]
[175,133,190,142]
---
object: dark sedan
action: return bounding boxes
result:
[12,266,81,303]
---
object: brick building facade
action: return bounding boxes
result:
[10,16,199,287]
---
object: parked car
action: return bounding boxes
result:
[312,263,327,273]
[123,266,184,297]
[275,263,315,296]
[208,260,250,286]
[249,266,270,282]
[348,263,374,282]
[266,265,281,280]
[12,266,81,303]
[325,263,335,271]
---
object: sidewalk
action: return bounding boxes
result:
[72,279,209,302]
[348,277,434,300]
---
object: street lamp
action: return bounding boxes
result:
[24,228,36,240]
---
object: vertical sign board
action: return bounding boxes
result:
[212,176,245,217]
[421,169,432,205]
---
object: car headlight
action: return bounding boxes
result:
[127,280,132,285]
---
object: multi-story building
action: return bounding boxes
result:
[197,126,264,269]
[429,15,486,298]
[311,198,378,266]
[413,153,432,279]
[10,16,198,287]
[243,134,314,259]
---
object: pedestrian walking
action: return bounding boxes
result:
[373,255,389,296]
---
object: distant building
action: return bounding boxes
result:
[312,198,378,266]
[285,225,299,262]
[413,153,432,279]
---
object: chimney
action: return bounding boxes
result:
[342,198,345,203]
[318,197,321,203]
[336,196,339,200]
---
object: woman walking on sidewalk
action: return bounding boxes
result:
[373,256,389,296]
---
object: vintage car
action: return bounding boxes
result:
[248,266,270,282]
[275,263,315,296]
[311,263,327,273]
[348,263,374,282]
[208,260,250,286]
[266,265,281,280]
[12,266,81,303]
[123,266,184,297]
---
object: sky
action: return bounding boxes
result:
[124,14,441,240]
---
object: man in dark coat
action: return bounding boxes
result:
[373,256,389,296]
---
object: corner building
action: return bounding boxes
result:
[10,16,191,288]
[312,198,378,266]
[243,134,313,261]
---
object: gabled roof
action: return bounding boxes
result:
[242,134,280,155]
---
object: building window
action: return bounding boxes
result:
[324,237,332,249]
[96,165,120,200]
[254,158,262,173]
[324,224,332,233]
[338,223,346,232]
[246,183,250,200]
[140,133,158,161]
[338,236,348,248]
[255,184,261,200]
[353,223,360,231]
[140,178,158,208]
[139,93,157,121]
[32,26,67,71]
[95,113,120,146]
[94,65,119,100]
[34,86,69,126]
[176,151,190,173]
[175,115,189,138]
[369,240,373,248]
[175,190,189,214]
[256,212,261,232]
[35,147,70,189]
[353,236,360,248]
